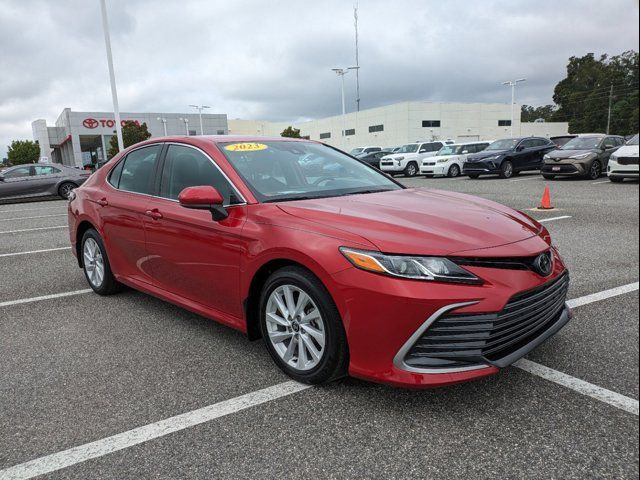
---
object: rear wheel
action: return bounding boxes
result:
[404,162,418,177]
[259,266,348,384]
[81,229,122,295]
[588,160,602,180]
[58,182,78,199]
[447,164,461,178]
[499,160,514,179]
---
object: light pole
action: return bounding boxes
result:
[189,105,210,135]
[179,117,189,135]
[157,117,167,136]
[99,0,124,152]
[502,78,526,137]
[332,67,359,148]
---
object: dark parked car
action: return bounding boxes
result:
[355,150,389,168]
[0,163,90,202]
[542,134,625,180]
[463,137,556,179]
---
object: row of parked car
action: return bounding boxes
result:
[350,133,639,182]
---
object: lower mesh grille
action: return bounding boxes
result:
[404,273,570,369]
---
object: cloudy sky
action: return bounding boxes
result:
[1,0,638,157]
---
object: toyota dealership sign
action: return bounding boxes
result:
[82,118,141,129]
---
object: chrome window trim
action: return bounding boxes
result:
[104,142,248,208]
[392,301,492,374]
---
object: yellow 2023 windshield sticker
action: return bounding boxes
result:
[224,143,268,152]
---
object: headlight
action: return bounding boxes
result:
[570,152,593,160]
[395,156,404,162]
[543,154,551,160]
[610,154,618,162]
[340,247,482,284]
[483,155,500,161]
[437,158,449,163]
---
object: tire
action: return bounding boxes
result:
[609,176,624,183]
[588,160,602,180]
[468,173,480,179]
[542,174,556,180]
[58,182,78,199]
[259,266,349,385]
[499,160,514,179]
[404,162,418,177]
[447,164,461,178]
[81,229,122,295]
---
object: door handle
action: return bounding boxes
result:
[145,209,163,220]
[97,198,108,207]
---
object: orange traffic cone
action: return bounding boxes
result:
[539,186,554,210]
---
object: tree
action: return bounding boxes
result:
[521,105,557,123]
[7,140,40,165]
[107,121,152,159]
[280,126,301,138]
[552,51,639,135]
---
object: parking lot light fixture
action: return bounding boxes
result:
[179,117,189,135]
[332,67,359,148]
[502,78,526,137]
[157,117,167,136]
[189,105,211,135]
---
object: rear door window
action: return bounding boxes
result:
[4,166,32,178]
[116,145,162,195]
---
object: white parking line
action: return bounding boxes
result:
[0,226,67,235]
[0,205,66,214]
[0,214,67,222]
[566,282,639,309]
[538,215,572,223]
[510,176,540,182]
[0,281,637,478]
[0,289,92,308]
[592,180,610,185]
[0,247,71,258]
[0,381,311,480]
[515,359,638,415]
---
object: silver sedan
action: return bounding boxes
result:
[0,163,91,202]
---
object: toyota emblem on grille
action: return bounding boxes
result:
[533,251,553,277]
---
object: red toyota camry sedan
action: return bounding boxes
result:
[67,136,571,388]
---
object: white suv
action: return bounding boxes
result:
[379,141,444,177]
[420,141,491,177]
[608,134,639,182]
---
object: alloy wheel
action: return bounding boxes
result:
[449,165,460,177]
[60,183,76,199]
[502,162,513,178]
[590,161,602,180]
[265,285,326,371]
[83,238,105,288]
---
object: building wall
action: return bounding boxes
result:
[230,102,569,151]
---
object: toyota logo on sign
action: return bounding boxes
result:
[83,118,99,129]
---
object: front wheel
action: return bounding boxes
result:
[404,162,418,177]
[81,229,122,295]
[447,164,461,178]
[259,266,348,384]
[588,160,602,180]
[499,160,514,179]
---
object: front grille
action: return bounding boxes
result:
[423,162,436,166]
[453,255,543,272]
[404,273,570,369]
[617,157,639,166]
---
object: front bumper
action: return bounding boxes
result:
[542,161,586,176]
[379,161,404,172]
[463,161,499,175]
[329,245,570,387]
[608,158,639,178]
[420,162,447,176]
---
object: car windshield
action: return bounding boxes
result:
[552,136,575,147]
[349,148,364,155]
[561,137,602,150]
[626,134,639,145]
[436,145,465,156]
[486,139,519,151]
[397,144,419,153]
[220,141,401,202]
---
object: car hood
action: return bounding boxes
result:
[614,145,639,156]
[467,150,509,161]
[277,188,542,256]
[547,149,598,159]
[429,154,462,162]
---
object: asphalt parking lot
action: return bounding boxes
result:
[1,175,638,479]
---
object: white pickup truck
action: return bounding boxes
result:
[379,141,444,177]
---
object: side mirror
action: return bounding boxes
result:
[178,185,228,221]
[462,150,469,154]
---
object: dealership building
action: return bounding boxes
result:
[229,101,569,150]
[31,108,228,167]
